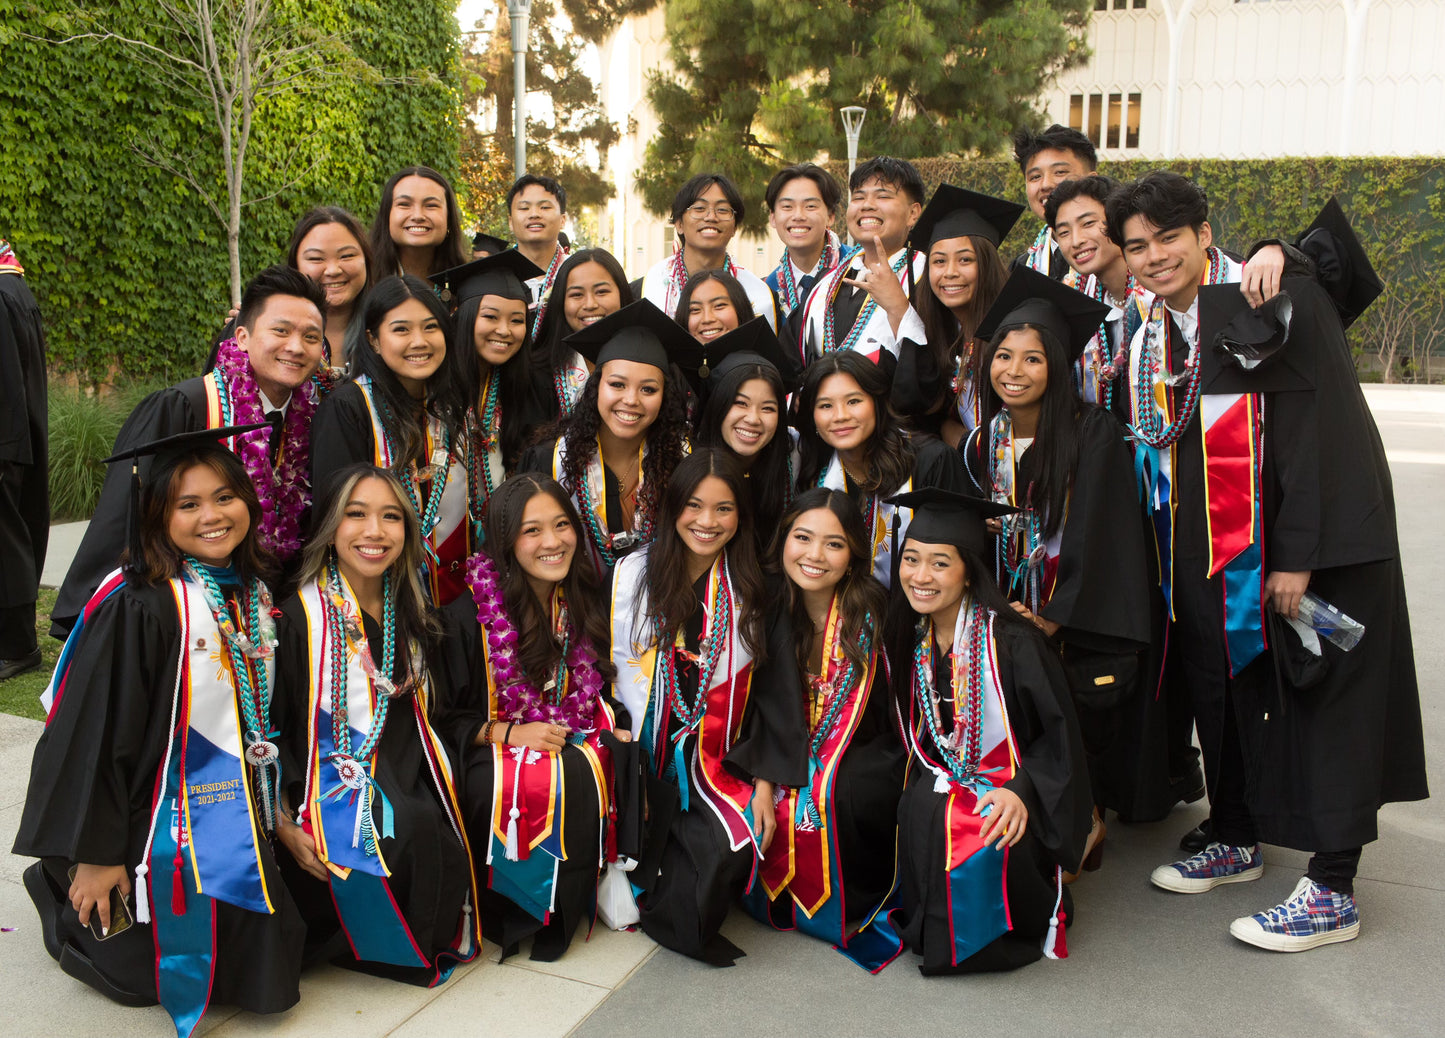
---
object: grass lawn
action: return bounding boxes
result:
[0,586,59,721]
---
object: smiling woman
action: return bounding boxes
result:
[368,166,468,281]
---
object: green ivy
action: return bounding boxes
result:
[0,0,460,385]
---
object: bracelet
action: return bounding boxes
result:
[482,720,497,744]
[503,721,515,746]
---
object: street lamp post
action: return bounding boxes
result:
[507,0,532,177]
[840,106,866,245]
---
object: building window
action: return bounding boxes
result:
[1096,0,1146,8]
[1069,91,1143,150]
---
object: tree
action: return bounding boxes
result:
[33,0,380,307]
[639,0,1092,231]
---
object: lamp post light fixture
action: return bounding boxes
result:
[507,0,532,177]
[840,106,866,246]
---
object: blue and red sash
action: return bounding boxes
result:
[41,568,126,722]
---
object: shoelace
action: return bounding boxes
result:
[1257,881,1320,925]
[1181,841,1253,870]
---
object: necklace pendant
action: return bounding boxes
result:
[372,672,399,699]
[332,755,368,790]
[245,738,280,767]
[698,361,710,380]
[610,530,636,550]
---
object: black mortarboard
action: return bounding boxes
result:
[974,266,1111,363]
[701,317,802,396]
[103,424,269,571]
[885,487,1018,559]
[565,299,692,375]
[471,232,509,257]
[430,250,544,307]
[908,184,1025,252]
[1198,285,1313,395]
[1297,197,1382,329]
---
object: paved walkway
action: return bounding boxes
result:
[5,385,1441,1037]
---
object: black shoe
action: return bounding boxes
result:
[0,648,42,681]
[22,862,65,962]
[1179,821,1212,853]
[1170,766,1206,806]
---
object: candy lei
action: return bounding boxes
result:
[1132,247,1225,449]
[913,601,987,782]
[664,249,741,317]
[989,410,1045,611]
[464,552,604,732]
[212,338,315,560]
[184,558,281,832]
[528,243,568,339]
[466,371,503,537]
[661,559,734,738]
[821,250,911,355]
[579,439,652,567]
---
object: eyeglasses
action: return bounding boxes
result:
[685,202,736,220]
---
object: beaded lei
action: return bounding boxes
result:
[1083,272,1137,411]
[466,370,502,541]
[528,243,567,340]
[184,559,282,832]
[776,237,851,314]
[797,597,870,827]
[580,441,652,568]
[663,249,741,317]
[1132,247,1225,449]
[913,600,988,783]
[821,250,911,354]
[988,409,1046,612]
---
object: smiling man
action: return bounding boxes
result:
[52,266,327,637]
[763,163,848,318]
[506,174,571,336]
[1010,124,1098,279]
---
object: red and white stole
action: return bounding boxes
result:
[817,452,911,588]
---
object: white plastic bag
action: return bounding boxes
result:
[596,856,640,930]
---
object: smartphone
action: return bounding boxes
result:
[66,865,135,941]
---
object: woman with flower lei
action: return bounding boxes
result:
[17,430,310,1034]
[274,464,478,985]
[309,275,472,605]
[433,474,626,961]
[610,449,807,966]
[745,489,905,968]
[882,487,1091,975]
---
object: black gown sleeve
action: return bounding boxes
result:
[891,336,946,420]
[430,595,489,758]
[272,596,319,816]
[517,436,557,478]
[308,381,377,504]
[911,435,969,494]
[51,383,206,637]
[15,586,179,866]
[723,606,809,789]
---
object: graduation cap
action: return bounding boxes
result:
[1297,197,1382,329]
[430,250,545,307]
[885,487,1018,559]
[908,184,1025,252]
[103,424,269,573]
[701,317,802,395]
[1198,284,1314,395]
[471,232,509,257]
[975,266,1112,363]
[565,299,695,377]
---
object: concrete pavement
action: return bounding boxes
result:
[5,384,1441,1037]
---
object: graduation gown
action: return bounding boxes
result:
[962,407,1162,813]
[0,269,48,642]
[432,594,628,961]
[1146,276,1426,850]
[519,436,647,580]
[274,595,475,984]
[15,580,305,1019]
[893,620,1091,974]
[610,552,808,965]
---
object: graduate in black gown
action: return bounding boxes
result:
[1106,174,1427,950]
[274,464,478,984]
[794,350,968,588]
[883,489,1092,974]
[746,488,904,967]
[519,301,692,579]
[0,238,48,678]
[434,474,628,960]
[959,269,1150,872]
[610,450,808,965]
[529,248,635,417]
[53,267,328,637]
[15,428,308,1035]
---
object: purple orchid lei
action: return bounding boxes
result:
[465,551,604,731]
[214,338,316,560]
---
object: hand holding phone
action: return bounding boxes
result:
[68,863,134,939]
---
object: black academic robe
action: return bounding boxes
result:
[892,621,1092,974]
[784,272,901,383]
[1011,243,1070,280]
[1158,276,1426,851]
[0,271,48,640]
[273,598,473,983]
[14,581,305,1012]
[431,595,630,961]
[631,586,809,966]
[308,379,378,502]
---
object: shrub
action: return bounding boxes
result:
[46,386,151,520]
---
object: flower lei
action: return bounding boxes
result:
[184,558,281,831]
[913,601,988,782]
[213,338,315,560]
[465,551,604,732]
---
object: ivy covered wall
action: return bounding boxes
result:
[0,0,461,383]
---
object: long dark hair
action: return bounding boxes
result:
[532,248,635,405]
[771,488,887,677]
[672,269,755,331]
[451,290,544,468]
[694,361,792,537]
[482,474,617,686]
[285,206,375,290]
[794,351,914,495]
[352,274,467,471]
[973,323,1080,539]
[125,446,277,588]
[643,449,768,658]
[556,360,690,525]
[368,166,468,277]
[913,233,1008,389]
